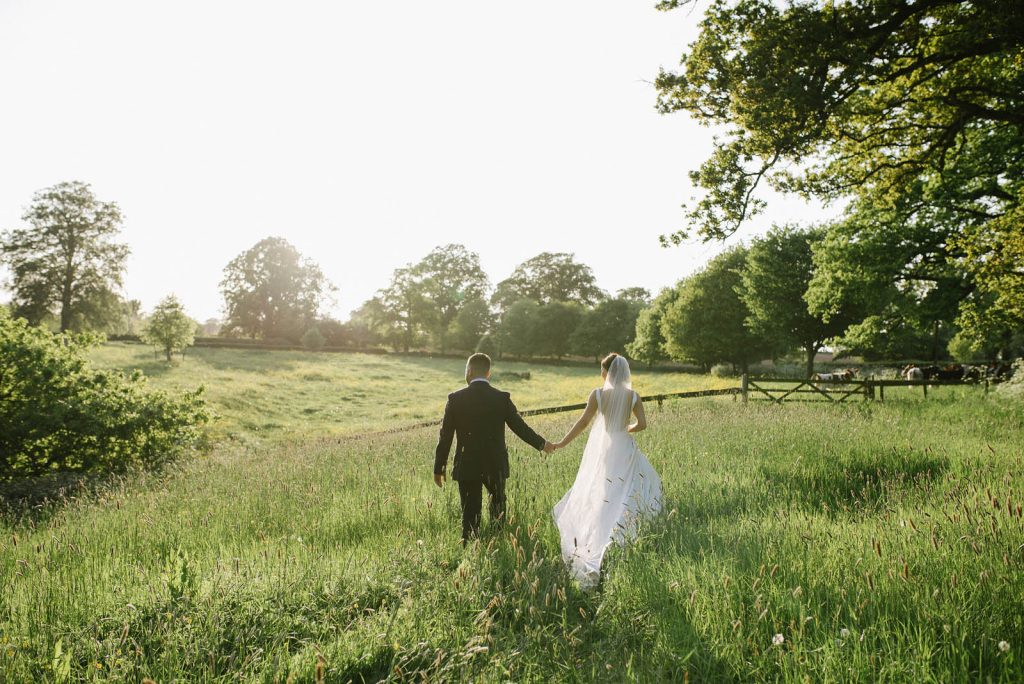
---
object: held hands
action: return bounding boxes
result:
[543,441,556,454]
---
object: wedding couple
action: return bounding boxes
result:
[433,352,662,588]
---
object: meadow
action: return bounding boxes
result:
[88,343,733,443]
[1,347,1022,682]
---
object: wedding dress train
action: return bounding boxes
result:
[552,357,662,588]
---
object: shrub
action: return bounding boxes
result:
[0,310,208,481]
[301,326,326,351]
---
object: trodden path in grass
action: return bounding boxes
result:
[1,394,1022,682]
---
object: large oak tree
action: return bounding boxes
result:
[656,0,1024,352]
[0,181,129,332]
[412,244,490,354]
[220,237,330,341]
[492,252,606,311]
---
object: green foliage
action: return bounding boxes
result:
[626,287,678,367]
[805,209,966,362]
[497,299,541,359]
[141,295,196,361]
[0,309,207,480]
[742,226,851,375]
[492,252,606,311]
[220,237,330,342]
[662,247,772,372]
[656,0,1024,354]
[300,326,326,351]
[0,181,129,332]
[450,297,494,353]
[615,287,652,305]
[373,266,431,352]
[413,244,490,354]
[955,195,1024,350]
[2,394,1022,681]
[533,301,584,359]
[571,298,643,361]
[109,298,145,336]
[474,333,497,357]
[840,315,950,363]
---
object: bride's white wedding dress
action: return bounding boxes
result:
[552,357,662,589]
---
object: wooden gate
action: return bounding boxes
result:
[741,376,868,403]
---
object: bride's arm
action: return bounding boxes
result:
[554,391,598,449]
[627,396,647,433]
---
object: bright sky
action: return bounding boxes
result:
[0,0,837,322]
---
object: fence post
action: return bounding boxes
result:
[923,382,928,399]
[985,378,989,397]
[741,374,749,404]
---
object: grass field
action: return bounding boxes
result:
[1,347,1022,682]
[88,343,733,443]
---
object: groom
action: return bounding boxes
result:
[434,353,554,543]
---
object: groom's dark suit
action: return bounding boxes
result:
[434,378,547,541]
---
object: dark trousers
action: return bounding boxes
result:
[457,474,506,542]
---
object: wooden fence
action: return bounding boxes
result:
[365,376,986,439]
[739,375,989,403]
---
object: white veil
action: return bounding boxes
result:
[598,355,634,433]
[553,353,657,589]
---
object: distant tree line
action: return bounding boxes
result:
[350,248,649,361]
[1,181,1021,375]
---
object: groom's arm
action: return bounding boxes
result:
[434,397,456,476]
[505,396,547,451]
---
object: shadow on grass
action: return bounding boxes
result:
[0,469,135,526]
[759,450,948,514]
[180,347,301,373]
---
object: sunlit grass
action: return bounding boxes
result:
[1,391,1021,681]
[88,342,733,442]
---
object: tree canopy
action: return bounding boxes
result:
[661,246,773,372]
[142,295,196,362]
[0,181,129,332]
[219,237,330,341]
[571,298,644,361]
[656,0,1024,352]
[412,244,490,354]
[627,287,678,367]
[492,252,606,310]
[741,225,853,375]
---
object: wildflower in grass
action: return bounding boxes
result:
[772,634,784,646]
[840,628,850,639]
[416,539,424,546]
[999,641,1010,653]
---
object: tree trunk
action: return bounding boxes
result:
[806,343,817,378]
[165,346,173,362]
[930,320,940,362]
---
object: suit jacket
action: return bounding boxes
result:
[434,380,546,481]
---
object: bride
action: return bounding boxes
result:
[551,353,662,589]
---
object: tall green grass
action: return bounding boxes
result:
[2,392,1021,681]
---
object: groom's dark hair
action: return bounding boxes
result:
[466,353,491,378]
